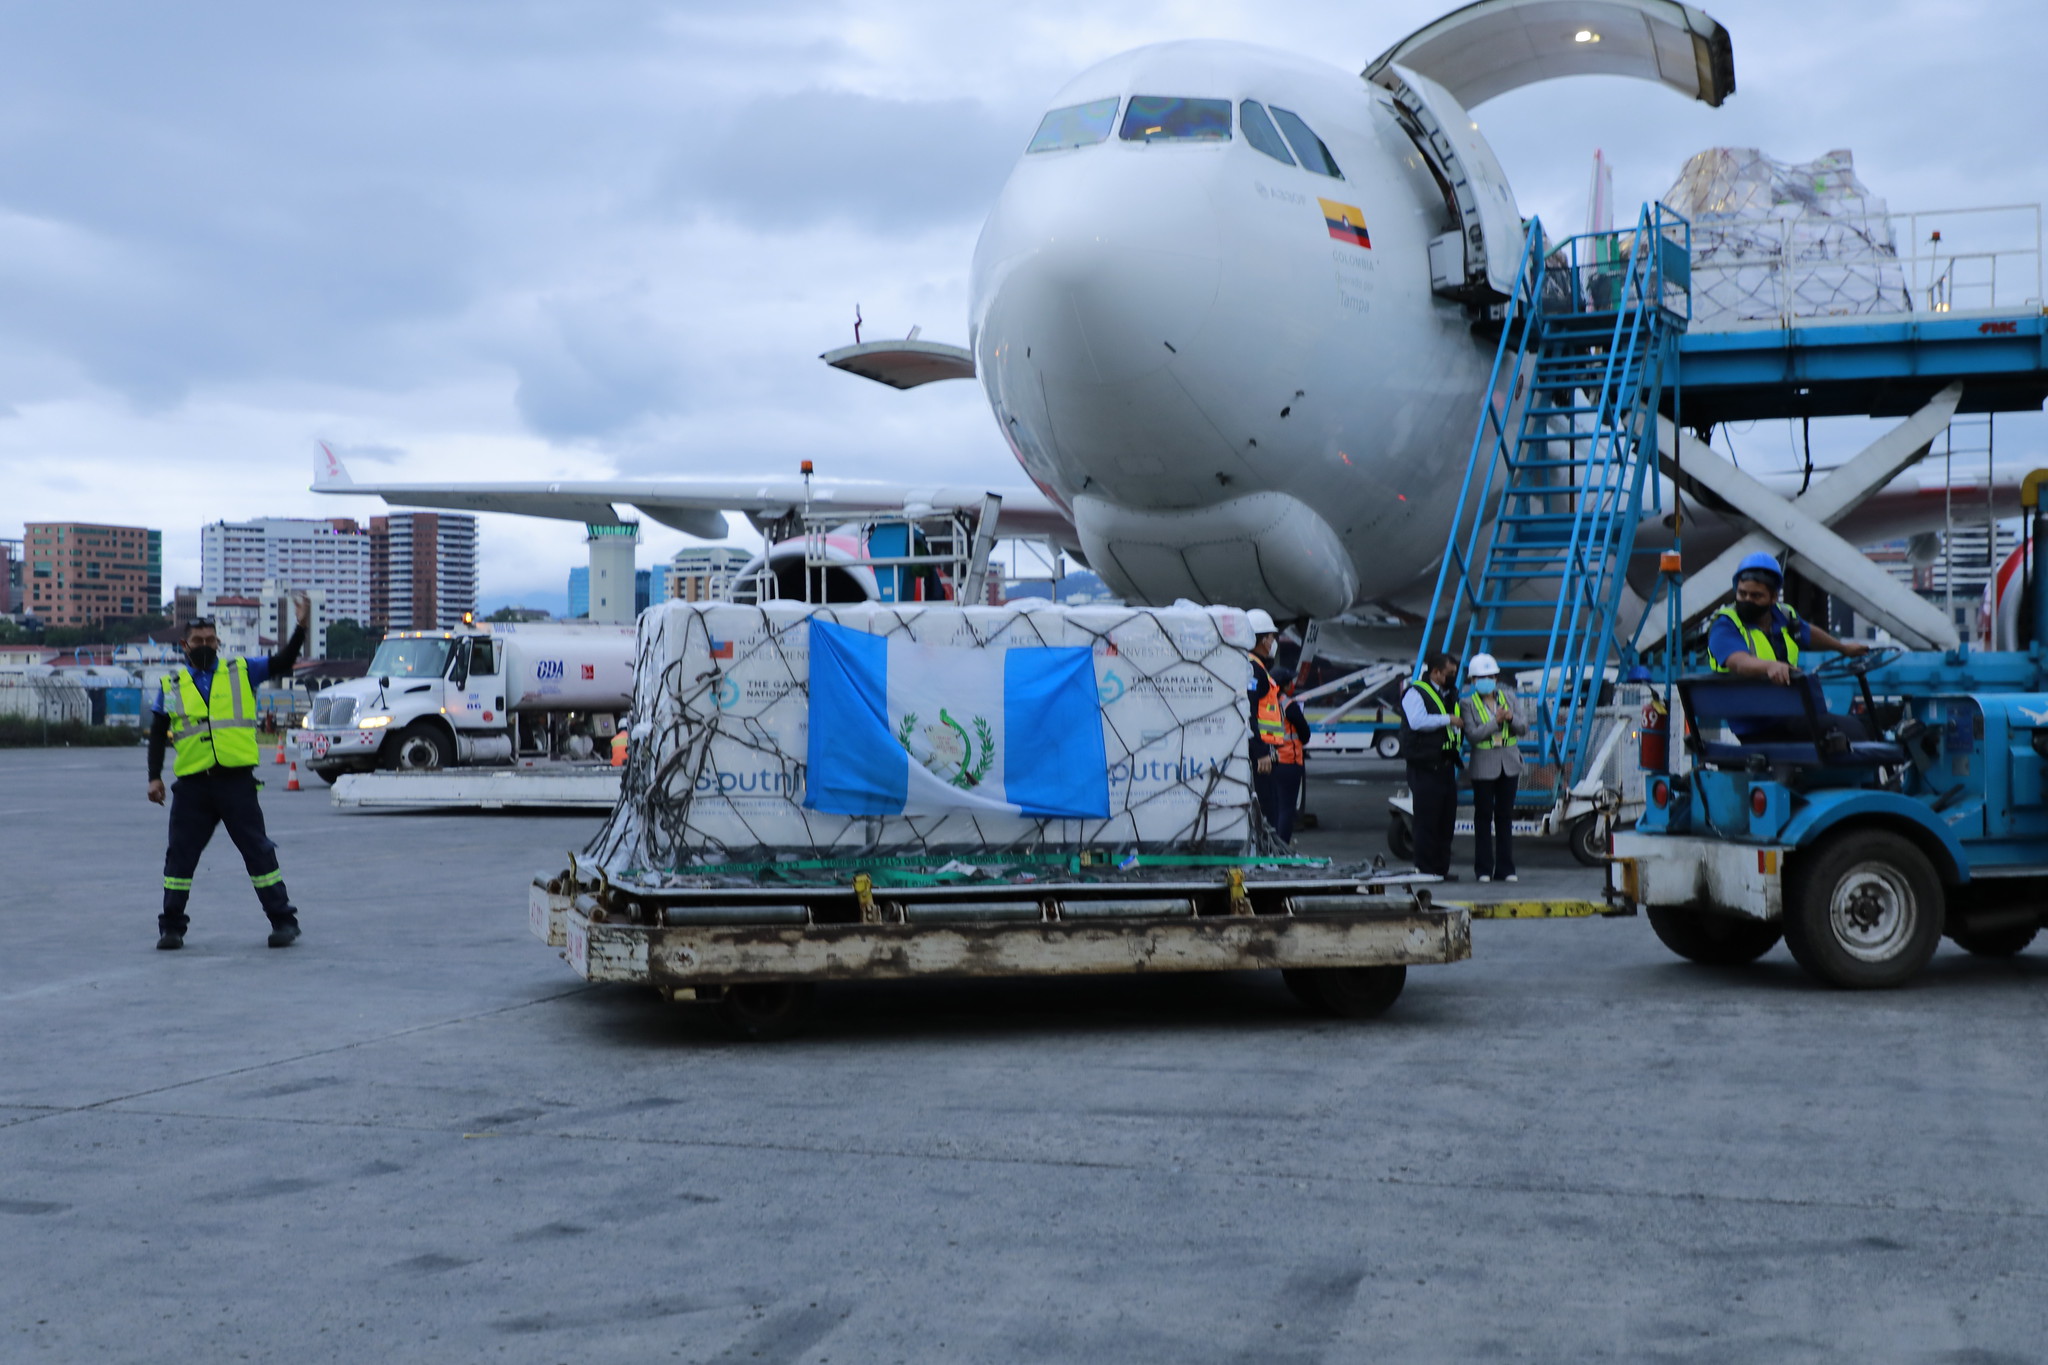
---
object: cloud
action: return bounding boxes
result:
[662,88,1027,232]
[0,0,2041,613]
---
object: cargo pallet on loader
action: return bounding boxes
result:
[532,866,1471,1040]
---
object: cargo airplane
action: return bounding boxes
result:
[315,0,2003,645]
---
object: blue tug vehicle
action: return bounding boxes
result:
[1612,579,2048,988]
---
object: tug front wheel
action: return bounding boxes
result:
[1782,830,1944,989]
[1387,812,1415,861]
[1645,907,1783,966]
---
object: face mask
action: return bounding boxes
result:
[186,646,218,672]
[1474,678,1497,695]
[1735,600,1770,626]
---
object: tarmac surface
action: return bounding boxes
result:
[5,746,2047,1362]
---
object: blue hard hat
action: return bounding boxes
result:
[1733,551,1784,587]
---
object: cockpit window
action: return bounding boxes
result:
[1270,107,1343,178]
[1027,97,1119,153]
[1239,101,1295,166]
[1119,96,1232,143]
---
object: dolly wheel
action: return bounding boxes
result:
[716,982,819,1041]
[1387,813,1415,861]
[1567,815,1607,867]
[1783,830,1944,989]
[1284,965,1406,1019]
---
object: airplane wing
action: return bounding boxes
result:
[1364,0,1735,109]
[310,445,1075,542]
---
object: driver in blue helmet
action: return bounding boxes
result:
[1708,552,1870,742]
[1708,552,1868,682]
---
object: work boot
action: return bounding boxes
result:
[157,931,184,950]
[267,914,301,949]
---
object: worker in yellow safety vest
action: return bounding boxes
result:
[1459,653,1528,883]
[1709,552,1868,683]
[146,597,310,950]
[1399,652,1462,878]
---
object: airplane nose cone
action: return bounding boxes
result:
[1000,242,1220,385]
[976,162,1222,385]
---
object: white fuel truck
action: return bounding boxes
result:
[301,622,636,782]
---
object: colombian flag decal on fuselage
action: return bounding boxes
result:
[1320,197,1371,249]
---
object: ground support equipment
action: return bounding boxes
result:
[1609,631,2048,987]
[333,765,622,810]
[533,864,1469,1039]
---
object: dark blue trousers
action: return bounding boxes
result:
[1470,773,1519,880]
[161,767,293,935]
[1258,762,1304,844]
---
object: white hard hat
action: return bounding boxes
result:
[1245,608,1278,636]
[1468,652,1501,678]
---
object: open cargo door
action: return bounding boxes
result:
[1363,0,1734,110]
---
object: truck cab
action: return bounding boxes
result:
[301,622,633,781]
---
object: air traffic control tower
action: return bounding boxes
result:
[584,521,641,625]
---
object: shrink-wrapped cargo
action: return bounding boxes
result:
[1665,147,1912,328]
[587,601,1257,872]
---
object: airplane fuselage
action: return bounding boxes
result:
[970,42,1493,620]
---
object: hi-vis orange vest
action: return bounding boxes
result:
[1256,677,1304,766]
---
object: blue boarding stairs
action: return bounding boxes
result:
[1390,204,1692,866]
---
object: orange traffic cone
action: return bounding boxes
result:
[286,754,301,792]
[274,740,285,764]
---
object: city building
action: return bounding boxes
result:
[568,565,653,619]
[194,595,264,659]
[21,522,162,628]
[1856,520,2022,641]
[369,513,478,631]
[0,536,19,615]
[171,586,203,630]
[664,546,754,602]
[201,517,372,623]
[190,584,326,669]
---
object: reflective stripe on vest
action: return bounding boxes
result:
[1255,677,1288,744]
[1404,679,1462,761]
[164,659,262,776]
[1468,691,1513,749]
[1255,677,1303,765]
[1709,604,1801,673]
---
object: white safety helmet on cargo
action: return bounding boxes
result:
[1245,608,1278,636]
[1467,653,1501,679]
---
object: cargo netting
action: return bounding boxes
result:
[586,601,1273,880]
[1665,147,1911,328]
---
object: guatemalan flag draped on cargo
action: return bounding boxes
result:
[804,620,1110,819]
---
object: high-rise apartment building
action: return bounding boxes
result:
[21,522,162,627]
[201,518,372,623]
[369,513,478,630]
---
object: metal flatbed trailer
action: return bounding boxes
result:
[332,765,622,809]
[532,868,1471,1039]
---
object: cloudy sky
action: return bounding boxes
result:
[2,0,2043,614]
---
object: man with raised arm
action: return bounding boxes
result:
[146,595,310,950]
